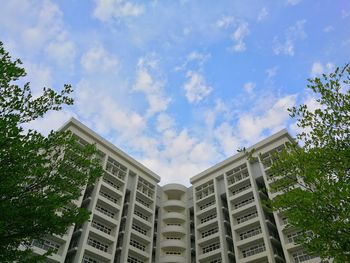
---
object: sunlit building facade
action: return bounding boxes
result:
[31,118,320,263]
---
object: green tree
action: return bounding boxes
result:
[0,42,103,262]
[269,65,350,262]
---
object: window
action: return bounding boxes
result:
[134,210,149,221]
[196,181,215,200]
[165,251,181,255]
[239,226,262,240]
[200,213,217,224]
[282,217,289,225]
[236,210,258,224]
[91,220,112,235]
[100,191,118,204]
[95,205,115,218]
[137,178,155,198]
[287,231,303,243]
[132,223,147,235]
[234,195,254,209]
[32,239,59,253]
[201,227,219,238]
[242,243,265,258]
[130,239,146,251]
[102,176,121,190]
[167,223,181,226]
[260,145,284,169]
[136,196,151,208]
[202,243,220,254]
[127,256,144,263]
[226,164,249,185]
[231,183,251,196]
[166,237,181,240]
[87,237,108,253]
[83,255,102,263]
[210,258,222,263]
[105,157,127,180]
[292,250,316,263]
[74,136,88,147]
[199,200,215,210]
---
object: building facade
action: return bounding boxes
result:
[31,118,320,263]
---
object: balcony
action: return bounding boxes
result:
[160,239,186,250]
[163,183,187,194]
[162,225,186,235]
[236,233,264,247]
[163,212,186,222]
[159,255,186,263]
[163,200,186,210]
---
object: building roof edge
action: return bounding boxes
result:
[59,117,161,183]
[189,129,293,184]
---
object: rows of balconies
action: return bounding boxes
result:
[163,199,186,210]
[31,237,65,262]
[195,180,215,201]
[160,184,187,263]
[105,157,127,181]
[226,164,250,186]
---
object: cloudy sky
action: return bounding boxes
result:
[1,0,349,185]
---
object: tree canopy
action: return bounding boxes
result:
[0,42,103,262]
[269,65,350,262]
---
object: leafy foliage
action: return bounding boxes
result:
[269,65,350,262]
[0,42,103,262]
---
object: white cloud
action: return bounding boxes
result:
[133,56,171,117]
[93,0,144,21]
[214,122,240,156]
[204,99,230,128]
[273,38,294,56]
[287,0,302,6]
[237,95,297,143]
[266,66,278,79]
[3,0,77,68]
[175,51,211,72]
[75,80,146,137]
[156,113,175,133]
[183,71,212,103]
[289,93,322,140]
[189,141,217,163]
[187,51,211,65]
[23,109,76,136]
[244,82,256,93]
[323,25,334,33]
[162,129,196,159]
[341,9,349,18]
[273,20,307,56]
[310,62,323,76]
[46,40,76,68]
[257,8,268,22]
[81,45,119,73]
[230,21,249,52]
[24,62,53,98]
[216,16,234,29]
[20,1,63,49]
[183,27,191,36]
[310,62,334,77]
[141,127,218,185]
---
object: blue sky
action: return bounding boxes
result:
[1,0,349,185]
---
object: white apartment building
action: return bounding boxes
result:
[31,118,320,263]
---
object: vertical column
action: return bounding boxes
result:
[260,146,320,263]
[193,179,223,263]
[224,161,272,263]
[158,184,188,263]
[121,173,157,263]
[70,155,128,263]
